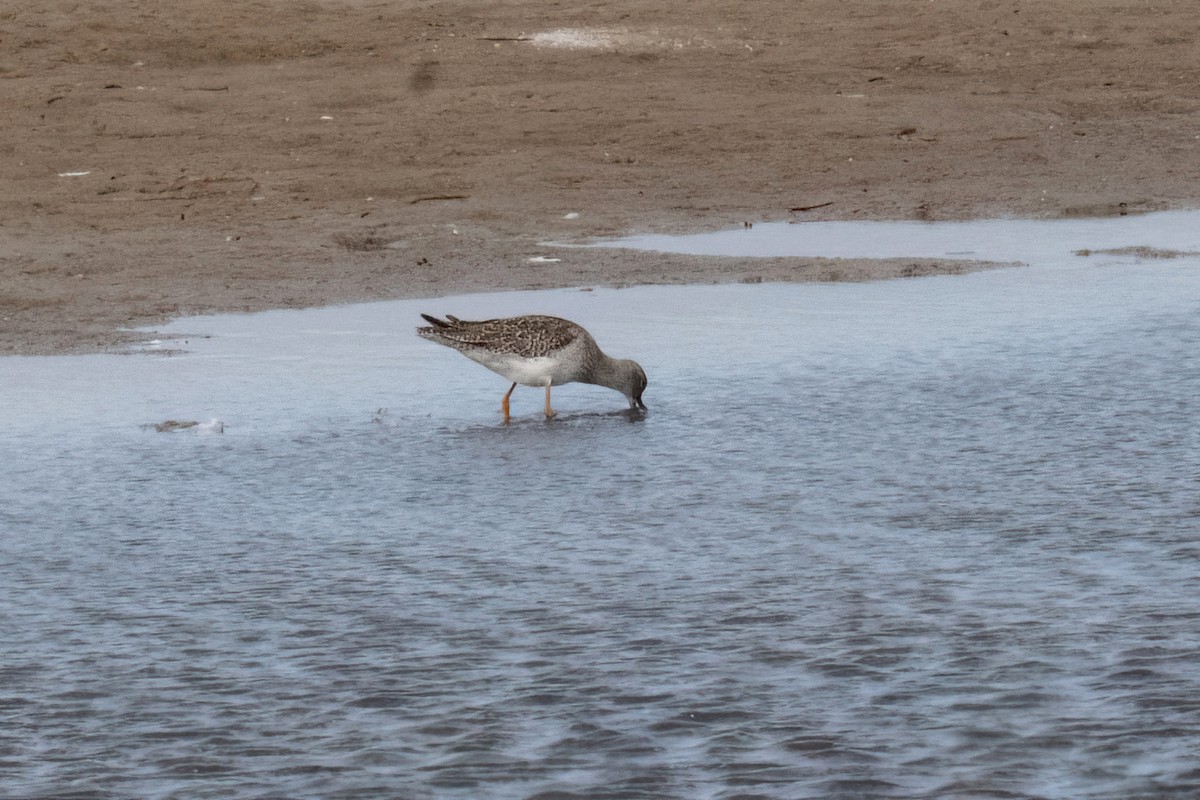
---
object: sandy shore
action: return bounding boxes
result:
[3,0,1197,355]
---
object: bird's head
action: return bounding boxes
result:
[623,360,648,411]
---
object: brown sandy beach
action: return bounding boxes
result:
[2,0,1197,355]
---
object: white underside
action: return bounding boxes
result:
[464,350,569,387]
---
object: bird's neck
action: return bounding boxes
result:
[587,352,627,392]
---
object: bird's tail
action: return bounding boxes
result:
[420,313,450,328]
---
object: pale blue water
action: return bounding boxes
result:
[3,212,1200,799]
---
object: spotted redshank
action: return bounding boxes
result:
[417,314,648,423]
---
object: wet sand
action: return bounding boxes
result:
[3,0,1197,354]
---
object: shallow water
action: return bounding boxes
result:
[3,212,1200,799]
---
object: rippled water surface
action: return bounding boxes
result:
[4,213,1200,799]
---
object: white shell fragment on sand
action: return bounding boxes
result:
[530,27,695,51]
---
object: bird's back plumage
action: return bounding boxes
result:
[418,314,587,359]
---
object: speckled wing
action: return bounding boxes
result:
[417,314,584,358]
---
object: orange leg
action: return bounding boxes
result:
[501,382,516,424]
[544,383,556,419]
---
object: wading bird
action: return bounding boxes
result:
[417,314,647,423]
